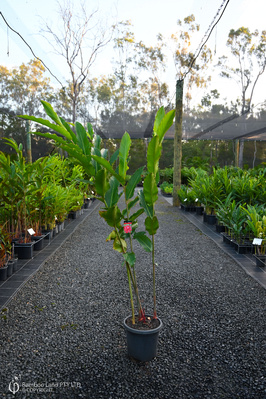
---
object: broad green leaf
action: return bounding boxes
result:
[153,107,165,134]
[59,117,77,143]
[123,252,136,267]
[113,237,127,253]
[133,232,152,252]
[19,115,73,141]
[106,230,117,241]
[101,148,108,159]
[138,189,153,218]
[147,136,161,175]
[40,100,63,127]
[119,132,131,179]
[87,123,94,140]
[99,206,122,227]
[156,109,175,144]
[143,173,158,205]
[110,148,119,165]
[93,134,101,150]
[91,154,125,184]
[75,121,91,156]
[105,176,120,207]
[145,215,159,235]
[129,208,144,222]
[125,166,144,200]
[128,196,139,210]
[95,169,110,197]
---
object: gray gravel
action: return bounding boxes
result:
[0,194,265,399]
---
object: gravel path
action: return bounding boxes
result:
[0,194,265,399]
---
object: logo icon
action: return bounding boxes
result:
[8,376,20,395]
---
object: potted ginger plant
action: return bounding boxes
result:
[19,101,175,361]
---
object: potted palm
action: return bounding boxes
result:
[19,101,175,361]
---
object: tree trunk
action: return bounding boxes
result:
[173,79,183,207]
[238,139,244,168]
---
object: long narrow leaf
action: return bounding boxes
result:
[91,154,125,184]
[133,231,152,252]
[75,121,91,156]
[19,115,73,141]
[105,176,120,207]
[119,132,131,179]
[156,109,175,144]
[125,166,144,200]
[40,100,64,127]
[147,136,161,175]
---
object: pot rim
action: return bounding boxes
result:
[123,315,163,335]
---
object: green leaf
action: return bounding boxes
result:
[125,166,144,200]
[143,173,158,205]
[99,206,122,227]
[153,107,165,134]
[87,123,94,140]
[119,132,131,179]
[75,121,91,156]
[105,176,120,207]
[122,252,136,267]
[147,136,161,175]
[133,232,152,252]
[129,208,144,222]
[59,117,77,143]
[156,109,175,144]
[138,189,153,218]
[93,134,101,150]
[101,148,108,159]
[145,216,159,235]
[110,148,119,165]
[91,155,125,184]
[40,100,63,126]
[19,115,73,141]
[113,237,127,253]
[128,196,139,210]
[95,169,110,197]
[106,230,117,241]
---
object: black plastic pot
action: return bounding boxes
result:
[32,236,44,251]
[0,264,8,281]
[205,214,217,225]
[123,315,163,362]
[254,254,266,268]
[14,242,34,259]
[195,206,204,215]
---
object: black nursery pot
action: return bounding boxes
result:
[123,315,163,362]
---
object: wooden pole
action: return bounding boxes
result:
[173,79,184,207]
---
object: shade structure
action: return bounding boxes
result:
[95,111,266,141]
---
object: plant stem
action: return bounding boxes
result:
[152,233,157,319]
[126,261,135,324]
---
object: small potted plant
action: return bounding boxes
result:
[19,101,175,361]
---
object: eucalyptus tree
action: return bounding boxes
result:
[170,14,212,206]
[41,0,114,124]
[0,60,54,159]
[218,27,266,167]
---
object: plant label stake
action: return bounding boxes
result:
[123,221,132,234]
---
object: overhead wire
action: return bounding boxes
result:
[0,11,64,87]
[184,0,230,79]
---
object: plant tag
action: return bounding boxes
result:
[253,238,263,245]
[28,228,35,235]
[123,221,132,234]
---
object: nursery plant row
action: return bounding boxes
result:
[166,166,266,268]
[0,140,94,279]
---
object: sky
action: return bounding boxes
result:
[0,0,266,108]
